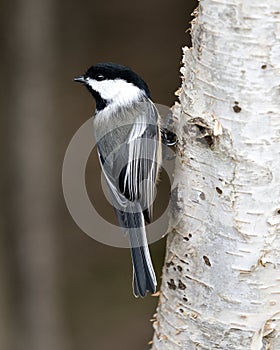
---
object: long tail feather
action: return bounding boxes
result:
[115,204,157,297]
[129,227,157,297]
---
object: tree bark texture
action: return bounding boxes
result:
[152,1,280,349]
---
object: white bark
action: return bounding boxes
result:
[152,1,280,349]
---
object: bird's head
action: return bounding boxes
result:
[74,62,151,111]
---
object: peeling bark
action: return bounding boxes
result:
[152,1,280,349]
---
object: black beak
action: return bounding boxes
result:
[73,76,86,83]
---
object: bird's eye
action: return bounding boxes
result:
[95,74,105,81]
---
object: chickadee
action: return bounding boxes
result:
[74,62,162,297]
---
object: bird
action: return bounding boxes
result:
[74,62,162,297]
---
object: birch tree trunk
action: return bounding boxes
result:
[152,1,280,349]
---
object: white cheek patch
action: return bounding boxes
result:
[87,78,142,107]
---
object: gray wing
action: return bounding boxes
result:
[98,100,161,222]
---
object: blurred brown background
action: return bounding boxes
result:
[1,0,196,349]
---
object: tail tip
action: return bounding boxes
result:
[133,276,157,298]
